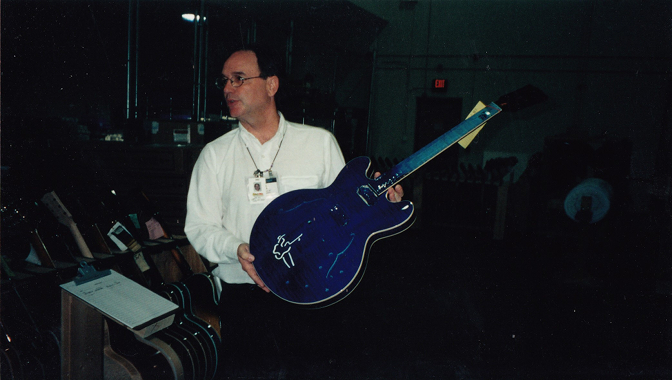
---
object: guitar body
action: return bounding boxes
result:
[161,279,221,380]
[182,273,221,339]
[105,319,182,380]
[250,156,415,307]
[105,273,221,380]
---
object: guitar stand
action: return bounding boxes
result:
[61,290,142,380]
[61,289,104,380]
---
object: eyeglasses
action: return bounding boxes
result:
[215,75,264,89]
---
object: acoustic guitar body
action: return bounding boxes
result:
[250,156,415,307]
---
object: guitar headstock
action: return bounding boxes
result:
[41,191,75,227]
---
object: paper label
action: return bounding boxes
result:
[145,217,165,240]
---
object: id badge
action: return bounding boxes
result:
[265,175,279,201]
[247,177,266,204]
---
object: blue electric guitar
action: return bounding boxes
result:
[250,86,546,307]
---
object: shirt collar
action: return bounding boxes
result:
[238,112,287,148]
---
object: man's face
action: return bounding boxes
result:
[221,50,274,122]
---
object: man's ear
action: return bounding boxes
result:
[266,76,279,97]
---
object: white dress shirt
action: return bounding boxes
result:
[185,113,345,287]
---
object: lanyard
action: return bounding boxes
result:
[245,129,286,178]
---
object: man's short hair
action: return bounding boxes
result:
[235,45,282,78]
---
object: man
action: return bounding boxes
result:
[184,46,403,375]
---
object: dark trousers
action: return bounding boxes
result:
[217,282,362,377]
[217,283,290,374]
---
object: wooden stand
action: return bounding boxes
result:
[61,290,104,380]
[59,241,209,380]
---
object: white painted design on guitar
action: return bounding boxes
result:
[326,233,356,279]
[273,233,303,268]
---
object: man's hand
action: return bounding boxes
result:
[374,172,404,202]
[237,243,270,292]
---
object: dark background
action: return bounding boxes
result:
[2,0,671,379]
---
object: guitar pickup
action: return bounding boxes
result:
[329,204,349,226]
[357,185,377,206]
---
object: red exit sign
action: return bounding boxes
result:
[432,78,447,92]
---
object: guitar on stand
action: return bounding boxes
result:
[98,187,222,380]
[5,196,86,268]
[250,85,547,307]
[102,244,199,380]
[37,188,191,380]
[42,184,220,380]
[41,191,95,259]
[0,279,61,380]
[100,223,208,380]
[132,189,222,378]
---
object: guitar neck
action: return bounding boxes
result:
[169,246,195,278]
[41,191,96,259]
[67,221,95,259]
[371,102,502,196]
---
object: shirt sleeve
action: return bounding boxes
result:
[184,146,244,266]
